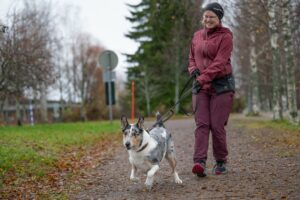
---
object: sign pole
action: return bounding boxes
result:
[108,54,113,124]
[99,50,118,124]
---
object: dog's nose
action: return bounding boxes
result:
[125,142,131,149]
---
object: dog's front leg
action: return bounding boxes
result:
[130,164,139,181]
[145,164,159,190]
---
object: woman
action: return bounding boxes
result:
[188,2,235,177]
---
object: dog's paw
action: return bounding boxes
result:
[175,177,183,184]
[173,172,182,184]
[130,176,140,182]
[145,178,153,190]
[145,183,153,191]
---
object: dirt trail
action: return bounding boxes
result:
[72,117,300,200]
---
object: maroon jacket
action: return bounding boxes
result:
[188,25,233,91]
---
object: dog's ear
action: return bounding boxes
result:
[121,115,129,131]
[136,116,144,129]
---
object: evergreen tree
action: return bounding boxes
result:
[125,0,203,116]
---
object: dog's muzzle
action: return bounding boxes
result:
[125,142,131,150]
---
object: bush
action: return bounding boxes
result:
[62,107,81,122]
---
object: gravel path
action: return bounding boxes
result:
[72,117,300,200]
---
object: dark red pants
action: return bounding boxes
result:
[193,91,234,163]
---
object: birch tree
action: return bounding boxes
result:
[247,1,264,115]
[228,0,269,115]
[249,33,260,115]
[282,0,299,124]
[268,0,283,120]
[222,0,299,122]
[69,34,103,121]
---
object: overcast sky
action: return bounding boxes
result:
[0,0,140,79]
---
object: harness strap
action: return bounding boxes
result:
[148,76,195,132]
[137,143,148,152]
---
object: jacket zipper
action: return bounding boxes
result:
[204,30,208,68]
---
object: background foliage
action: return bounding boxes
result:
[124,0,300,124]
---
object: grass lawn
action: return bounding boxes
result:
[0,121,121,199]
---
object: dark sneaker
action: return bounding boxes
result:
[213,161,227,175]
[192,162,207,177]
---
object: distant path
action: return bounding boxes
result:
[72,117,300,200]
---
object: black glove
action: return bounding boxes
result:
[191,69,200,79]
[192,80,202,94]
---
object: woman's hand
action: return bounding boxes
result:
[192,80,202,94]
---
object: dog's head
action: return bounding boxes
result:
[121,115,145,151]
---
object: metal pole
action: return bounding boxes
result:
[29,100,34,126]
[131,80,135,123]
[108,53,113,123]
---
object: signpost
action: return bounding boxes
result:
[99,50,118,123]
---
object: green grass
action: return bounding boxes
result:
[233,117,300,132]
[266,119,300,131]
[0,121,120,182]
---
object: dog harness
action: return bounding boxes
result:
[137,143,148,153]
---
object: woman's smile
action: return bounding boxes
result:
[202,10,220,29]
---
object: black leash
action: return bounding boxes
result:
[148,76,195,131]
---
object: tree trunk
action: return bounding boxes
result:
[80,67,88,121]
[248,33,260,115]
[268,0,283,120]
[174,42,181,114]
[282,0,299,124]
[247,85,253,114]
[40,83,48,123]
[15,96,22,126]
[58,62,64,122]
[3,97,9,124]
[80,102,87,121]
[0,99,4,124]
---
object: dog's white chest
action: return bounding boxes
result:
[129,152,152,172]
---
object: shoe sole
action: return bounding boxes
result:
[192,163,206,177]
[214,169,227,175]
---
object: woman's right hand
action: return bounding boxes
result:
[192,80,202,95]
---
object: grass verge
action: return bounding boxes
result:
[231,115,300,154]
[0,121,121,199]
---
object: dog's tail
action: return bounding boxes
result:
[155,112,165,127]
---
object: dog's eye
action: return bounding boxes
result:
[132,132,138,137]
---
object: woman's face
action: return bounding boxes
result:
[202,10,220,29]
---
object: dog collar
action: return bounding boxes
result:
[137,143,148,152]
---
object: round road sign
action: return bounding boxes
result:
[99,50,118,70]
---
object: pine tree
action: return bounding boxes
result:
[125,0,203,116]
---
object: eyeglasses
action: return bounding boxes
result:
[203,15,218,20]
